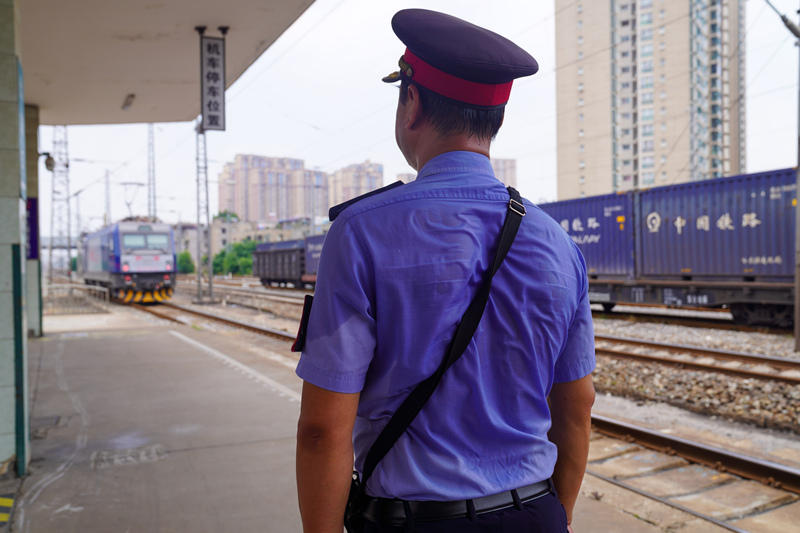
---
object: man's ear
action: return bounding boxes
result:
[403,83,425,129]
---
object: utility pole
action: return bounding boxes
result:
[194,24,227,303]
[48,126,70,280]
[147,124,157,221]
[764,0,800,351]
[195,120,212,301]
[105,170,111,226]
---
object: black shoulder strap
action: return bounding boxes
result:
[329,181,405,222]
[355,186,526,497]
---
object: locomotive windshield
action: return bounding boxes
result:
[122,233,171,253]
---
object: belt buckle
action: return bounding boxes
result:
[509,198,526,216]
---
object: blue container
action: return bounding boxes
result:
[538,193,635,279]
[636,168,796,282]
[304,234,326,277]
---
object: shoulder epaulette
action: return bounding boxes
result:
[328,181,405,222]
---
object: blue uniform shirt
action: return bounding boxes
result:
[296,151,595,501]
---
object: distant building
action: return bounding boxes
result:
[555,0,745,199]
[218,155,329,223]
[328,160,383,207]
[208,217,330,259]
[172,222,208,270]
[397,172,416,183]
[490,158,516,188]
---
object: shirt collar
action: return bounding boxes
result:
[416,151,495,181]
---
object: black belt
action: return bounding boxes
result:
[361,479,553,526]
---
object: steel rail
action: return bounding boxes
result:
[176,281,305,304]
[596,334,800,371]
[592,309,791,334]
[164,302,297,340]
[591,414,800,495]
[595,347,800,385]
[132,301,297,341]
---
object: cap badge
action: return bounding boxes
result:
[398,56,414,78]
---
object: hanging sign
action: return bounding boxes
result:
[200,35,226,131]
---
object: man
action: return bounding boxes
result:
[296,9,595,533]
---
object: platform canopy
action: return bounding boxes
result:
[20,0,316,125]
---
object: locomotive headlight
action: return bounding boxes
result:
[122,263,130,272]
[124,275,132,284]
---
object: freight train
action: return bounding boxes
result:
[539,168,796,328]
[252,234,325,288]
[81,221,176,303]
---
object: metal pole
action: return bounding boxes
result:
[203,131,213,301]
[796,9,800,351]
[763,0,800,352]
[196,121,203,302]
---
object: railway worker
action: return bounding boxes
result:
[295,8,595,533]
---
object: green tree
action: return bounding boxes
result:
[213,241,257,276]
[214,210,239,221]
[177,250,195,274]
[212,250,226,275]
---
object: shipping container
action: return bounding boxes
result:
[636,168,796,282]
[538,192,635,279]
[303,234,326,282]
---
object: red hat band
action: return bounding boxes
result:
[402,48,513,107]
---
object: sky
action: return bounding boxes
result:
[37,0,800,237]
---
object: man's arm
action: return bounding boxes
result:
[296,381,360,533]
[547,374,595,528]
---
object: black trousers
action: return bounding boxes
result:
[362,492,568,532]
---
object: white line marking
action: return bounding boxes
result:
[169,331,301,402]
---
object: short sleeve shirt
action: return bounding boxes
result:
[296,151,595,501]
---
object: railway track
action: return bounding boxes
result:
[595,335,800,385]
[129,300,800,530]
[588,415,800,531]
[146,296,799,385]
[593,308,791,335]
[130,301,297,341]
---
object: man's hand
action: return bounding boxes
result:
[296,382,360,533]
[548,374,595,526]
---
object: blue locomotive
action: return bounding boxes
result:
[81,221,176,303]
[539,168,796,327]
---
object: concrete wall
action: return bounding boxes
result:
[0,0,29,476]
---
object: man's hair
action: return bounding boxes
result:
[399,78,505,141]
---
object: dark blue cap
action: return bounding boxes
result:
[382,9,538,107]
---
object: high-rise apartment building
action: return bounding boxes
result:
[555,0,745,199]
[490,158,517,188]
[218,155,329,222]
[328,160,383,207]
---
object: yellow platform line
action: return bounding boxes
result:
[0,497,12,507]
[0,512,9,522]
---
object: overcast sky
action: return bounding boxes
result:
[37,0,800,236]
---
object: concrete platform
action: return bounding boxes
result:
[13,311,303,532]
[0,308,748,532]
